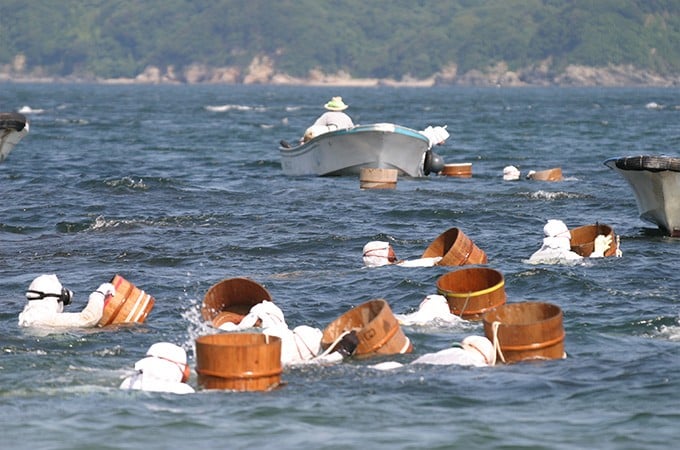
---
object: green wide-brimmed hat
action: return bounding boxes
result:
[324,96,349,111]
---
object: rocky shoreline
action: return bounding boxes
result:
[2,57,679,87]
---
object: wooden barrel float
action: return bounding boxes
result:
[570,223,618,257]
[359,168,398,189]
[201,277,272,328]
[195,333,282,391]
[482,302,565,363]
[421,227,488,266]
[98,274,155,326]
[321,299,412,357]
[436,267,506,320]
[528,167,563,181]
[441,163,472,178]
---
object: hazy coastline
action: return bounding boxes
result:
[2,61,679,88]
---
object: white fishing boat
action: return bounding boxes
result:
[0,112,29,162]
[605,155,680,237]
[279,123,446,177]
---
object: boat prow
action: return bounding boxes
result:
[0,112,30,163]
[605,155,680,237]
[279,123,444,177]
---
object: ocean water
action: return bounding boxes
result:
[1,83,679,450]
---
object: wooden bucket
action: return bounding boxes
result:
[421,227,488,266]
[201,277,272,328]
[529,167,563,181]
[436,267,506,320]
[195,333,282,391]
[360,168,398,189]
[98,274,154,326]
[482,302,565,363]
[570,223,618,257]
[441,163,472,178]
[321,299,412,357]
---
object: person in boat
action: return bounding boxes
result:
[119,342,195,394]
[362,241,442,268]
[528,219,613,264]
[302,96,355,142]
[419,125,450,148]
[18,274,115,328]
[370,335,496,371]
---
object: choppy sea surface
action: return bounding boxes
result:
[1,83,679,450]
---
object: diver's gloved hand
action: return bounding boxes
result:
[95,283,116,298]
[334,330,359,357]
[591,234,612,258]
[88,282,116,313]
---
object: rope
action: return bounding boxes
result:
[458,292,471,317]
[399,337,411,354]
[318,330,353,357]
[491,321,505,364]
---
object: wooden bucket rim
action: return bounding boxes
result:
[195,332,280,347]
[201,277,272,321]
[436,267,504,295]
[482,301,562,326]
[570,223,614,239]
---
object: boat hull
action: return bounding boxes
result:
[0,112,29,163]
[605,156,680,237]
[280,123,430,177]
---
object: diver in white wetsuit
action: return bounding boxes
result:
[18,274,115,328]
[362,241,442,268]
[120,342,195,394]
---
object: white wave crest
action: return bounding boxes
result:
[105,177,147,189]
[526,190,584,200]
[658,324,680,341]
[205,104,266,112]
[18,105,45,114]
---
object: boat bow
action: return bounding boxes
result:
[605,155,680,236]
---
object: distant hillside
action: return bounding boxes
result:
[1,0,679,86]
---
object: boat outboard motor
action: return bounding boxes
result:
[0,112,28,132]
[424,150,445,175]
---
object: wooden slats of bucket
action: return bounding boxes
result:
[528,167,563,181]
[201,277,272,328]
[441,163,472,177]
[195,333,282,391]
[570,223,618,257]
[321,299,412,357]
[421,227,488,266]
[482,301,565,363]
[436,267,506,320]
[98,274,155,326]
[360,168,398,189]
